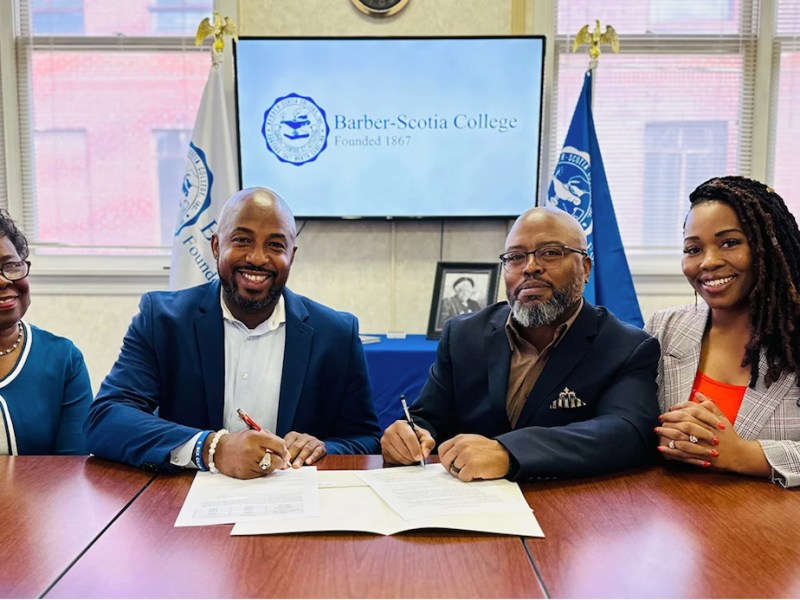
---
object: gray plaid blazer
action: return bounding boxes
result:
[647,305,800,488]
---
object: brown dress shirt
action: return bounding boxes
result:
[504,300,583,427]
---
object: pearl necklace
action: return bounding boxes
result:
[0,322,22,356]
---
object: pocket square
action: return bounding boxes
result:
[549,387,586,409]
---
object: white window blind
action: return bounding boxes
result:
[551,0,762,249]
[0,59,6,211]
[14,0,211,253]
[771,0,800,206]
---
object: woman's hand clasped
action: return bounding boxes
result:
[655,392,770,476]
[655,393,726,468]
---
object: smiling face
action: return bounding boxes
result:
[211,189,297,327]
[682,200,755,312]
[504,208,591,329]
[0,235,30,330]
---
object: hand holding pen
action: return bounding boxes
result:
[379,397,435,466]
[400,395,427,469]
[236,408,291,472]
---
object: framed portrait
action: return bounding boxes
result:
[426,262,501,339]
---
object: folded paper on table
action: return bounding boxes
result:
[232,466,543,537]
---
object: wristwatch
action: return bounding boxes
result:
[351,0,410,18]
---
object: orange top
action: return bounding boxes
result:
[690,371,747,424]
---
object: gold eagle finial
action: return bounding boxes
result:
[195,12,237,54]
[572,20,619,61]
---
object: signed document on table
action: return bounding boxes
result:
[175,467,320,527]
[231,464,543,537]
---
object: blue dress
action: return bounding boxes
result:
[0,321,92,455]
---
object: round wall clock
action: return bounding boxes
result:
[351,0,410,18]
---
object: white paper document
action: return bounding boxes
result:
[356,464,528,520]
[231,466,543,537]
[175,466,320,527]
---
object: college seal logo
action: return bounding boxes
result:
[547,146,593,239]
[262,93,329,166]
[175,141,214,236]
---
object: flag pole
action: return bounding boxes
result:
[571,20,619,109]
[546,19,643,326]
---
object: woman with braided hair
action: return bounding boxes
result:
[648,175,800,487]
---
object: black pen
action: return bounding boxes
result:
[400,394,426,469]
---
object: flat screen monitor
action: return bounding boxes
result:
[234,36,545,219]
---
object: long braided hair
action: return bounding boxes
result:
[688,176,800,387]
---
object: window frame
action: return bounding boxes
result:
[542,0,770,277]
[0,0,227,293]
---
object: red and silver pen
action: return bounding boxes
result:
[236,408,262,432]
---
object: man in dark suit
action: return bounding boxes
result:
[381,207,659,481]
[87,188,380,478]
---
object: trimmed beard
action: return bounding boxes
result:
[220,272,283,313]
[511,274,584,328]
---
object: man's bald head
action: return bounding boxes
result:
[502,206,591,331]
[506,206,587,250]
[217,187,297,243]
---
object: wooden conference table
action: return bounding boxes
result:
[2,456,799,599]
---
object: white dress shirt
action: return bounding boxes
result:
[170,292,287,468]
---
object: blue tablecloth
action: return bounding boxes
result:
[362,334,439,432]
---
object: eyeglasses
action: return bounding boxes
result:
[499,245,587,272]
[0,260,30,282]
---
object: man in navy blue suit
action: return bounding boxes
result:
[381,207,660,482]
[87,188,380,478]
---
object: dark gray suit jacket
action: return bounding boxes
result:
[411,301,660,480]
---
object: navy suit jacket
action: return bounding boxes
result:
[86,282,380,471]
[411,301,660,481]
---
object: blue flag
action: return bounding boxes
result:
[546,69,643,327]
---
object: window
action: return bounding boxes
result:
[150,0,212,35]
[154,129,192,246]
[34,129,90,243]
[550,0,765,250]
[644,121,728,245]
[2,0,799,279]
[648,0,735,31]
[31,0,84,35]
[10,0,212,255]
[771,0,800,214]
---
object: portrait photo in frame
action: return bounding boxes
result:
[426,262,501,339]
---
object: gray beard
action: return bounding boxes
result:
[511,277,583,328]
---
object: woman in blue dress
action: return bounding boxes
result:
[0,210,91,454]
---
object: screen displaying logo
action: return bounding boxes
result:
[262,93,329,166]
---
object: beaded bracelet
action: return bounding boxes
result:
[208,429,229,474]
[194,430,213,472]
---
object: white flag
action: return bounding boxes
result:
[169,53,238,290]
